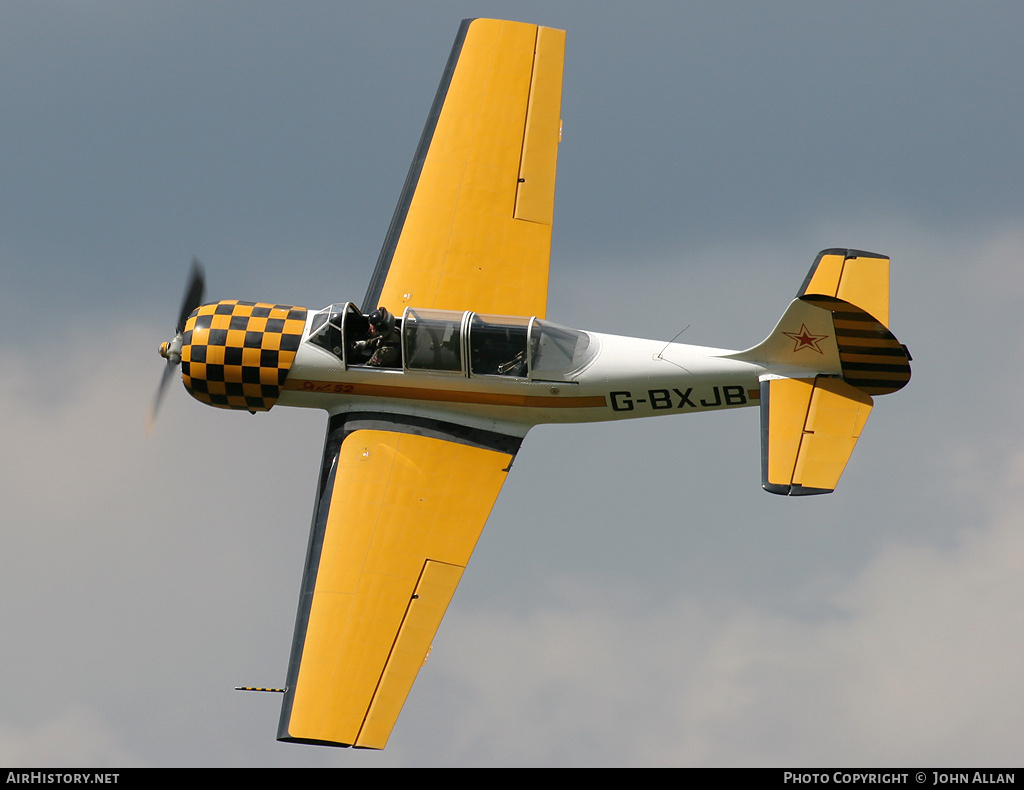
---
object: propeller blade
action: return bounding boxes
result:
[150,259,207,434]
[176,258,206,334]
[146,359,179,435]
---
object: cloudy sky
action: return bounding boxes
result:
[2,0,1023,768]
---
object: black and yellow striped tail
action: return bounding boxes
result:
[799,294,911,395]
[731,248,911,396]
[733,249,911,495]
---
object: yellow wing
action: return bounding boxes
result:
[278,414,521,748]
[362,18,565,319]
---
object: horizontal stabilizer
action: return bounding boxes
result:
[799,248,890,328]
[761,375,873,496]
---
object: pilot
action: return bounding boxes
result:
[354,307,400,367]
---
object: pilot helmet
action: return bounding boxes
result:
[368,307,395,334]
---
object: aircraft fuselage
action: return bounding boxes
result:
[177,300,766,437]
[277,309,764,435]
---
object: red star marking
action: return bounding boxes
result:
[782,324,828,354]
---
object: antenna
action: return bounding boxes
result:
[655,325,692,372]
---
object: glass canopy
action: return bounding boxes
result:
[305,306,597,380]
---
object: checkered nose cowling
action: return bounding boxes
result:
[180,300,308,411]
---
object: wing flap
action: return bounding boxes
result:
[278,414,521,748]
[357,559,463,747]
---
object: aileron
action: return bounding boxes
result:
[514,25,565,225]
